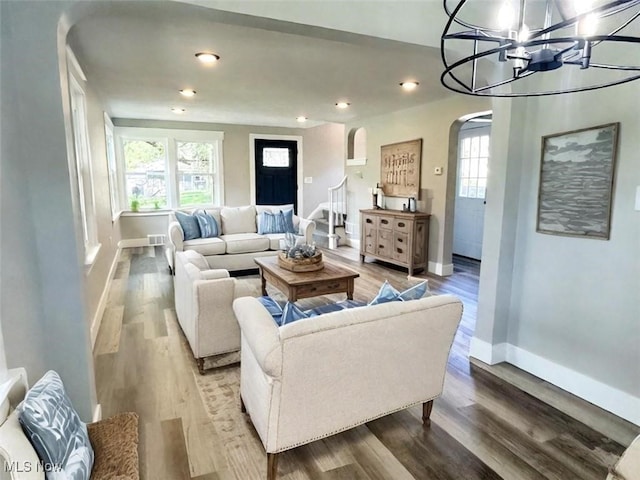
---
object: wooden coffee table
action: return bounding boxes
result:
[255,256,359,302]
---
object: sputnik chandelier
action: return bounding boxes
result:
[441,0,640,96]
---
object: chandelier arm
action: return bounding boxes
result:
[591,11,640,48]
[443,0,506,34]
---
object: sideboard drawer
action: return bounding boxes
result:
[376,233,392,256]
[394,218,411,234]
[394,233,409,263]
[377,216,393,231]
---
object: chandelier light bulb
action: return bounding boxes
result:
[517,24,530,42]
[498,1,515,30]
[578,12,599,35]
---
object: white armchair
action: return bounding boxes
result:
[174,250,259,374]
[233,294,464,480]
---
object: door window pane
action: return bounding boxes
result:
[458,132,490,199]
[263,148,290,167]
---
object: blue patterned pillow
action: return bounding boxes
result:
[369,280,401,305]
[398,280,429,301]
[281,209,296,234]
[306,299,367,317]
[280,302,309,326]
[18,370,94,480]
[194,210,219,238]
[258,211,288,234]
[257,296,284,323]
[175,211,201,240]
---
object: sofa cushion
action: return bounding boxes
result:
[175,211,201,240]
[200,269,230,280]
[18,370,94,480]
[221,206,257,235]
[194,210,219,238]
[256,204,299,230]
[184,237,226,256]
[220,233,270,254]
[0,409,42,480]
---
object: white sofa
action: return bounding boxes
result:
[232,294,464,480]
[607,434,640,480]
[167,204,315,273]
[174,250,260,374]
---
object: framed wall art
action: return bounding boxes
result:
[380,139,422,198]
[537,123,619,240]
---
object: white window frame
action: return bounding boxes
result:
[68,54,100,267]
[104,113,122,220]
[114,127,224,211]
[457,126,490,200]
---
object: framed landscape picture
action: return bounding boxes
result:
[380,139,422,198]
[536,123,619,240]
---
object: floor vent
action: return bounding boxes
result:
[147,234,166,246]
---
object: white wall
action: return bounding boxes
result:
[1,0,97,420]
[302,123,345,217]
[344,95,491,273]
[473,83,640,424]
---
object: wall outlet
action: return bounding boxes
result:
[304,176,313,184]
[434,166,443,175]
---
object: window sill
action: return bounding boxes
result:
[84,243,102,275]
[120,210,171,217]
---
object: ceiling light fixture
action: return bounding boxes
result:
[400,81,420,91]
[335,102,351,109]
[441,0,640,97]
[171,107,186,114]
[179,89,196,97]
[195,52,220,64]
[296,116,308,122]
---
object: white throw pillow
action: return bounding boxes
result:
[221,206,257,235]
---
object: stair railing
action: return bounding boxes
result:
[327,175,347,250]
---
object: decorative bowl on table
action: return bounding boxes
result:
[278,232,324,272]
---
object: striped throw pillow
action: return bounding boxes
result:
[257,211,289,234]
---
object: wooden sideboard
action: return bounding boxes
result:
[360,209,430,276]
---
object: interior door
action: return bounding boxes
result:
[254,139,298,210]
[453,126,490,260]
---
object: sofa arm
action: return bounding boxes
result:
[168,221,184,252]
[233,297,282,378]
[298,218,316,244]
[200,269,230,280]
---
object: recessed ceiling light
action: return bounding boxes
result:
[335,102,351,109]
[180,89,196,97]
[171,107,186,114]
[400,81,419,91]
[195,52,220,64]
[296,116,307,123]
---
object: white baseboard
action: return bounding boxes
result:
[90,248,121,350]
[469,337,640,425]
[117,238,150,248]
[93,404,102,422]
[345,238,360,250]
[428,261,454,276]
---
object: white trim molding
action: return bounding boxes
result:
[469,337,640,425]
[428,261,454,276]
[90,248,121,349]
[249,134,303,214]
[93,404,102,422]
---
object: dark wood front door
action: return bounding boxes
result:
[255,139,298,211]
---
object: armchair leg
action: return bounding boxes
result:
[196,358,205,375]
[267,453,279,480]
[422,400,434,427]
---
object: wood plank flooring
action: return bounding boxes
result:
[93,247,639,480]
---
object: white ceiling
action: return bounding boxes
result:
[67,1,453,129]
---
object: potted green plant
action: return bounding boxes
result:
[130,199,140,212]
[153,200,160,210]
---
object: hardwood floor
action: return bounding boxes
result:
[94,246,638,480]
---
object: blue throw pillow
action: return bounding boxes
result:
[369,280,401,305]
[175,211,201,240]
[306,299,367,317]
[281,209,296,234]
[258,211,289,234]
[398,280,429,301]
[18,370,94,480]
[194,210,219,238]
[280,302,309,326]
[257,296,284,323]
